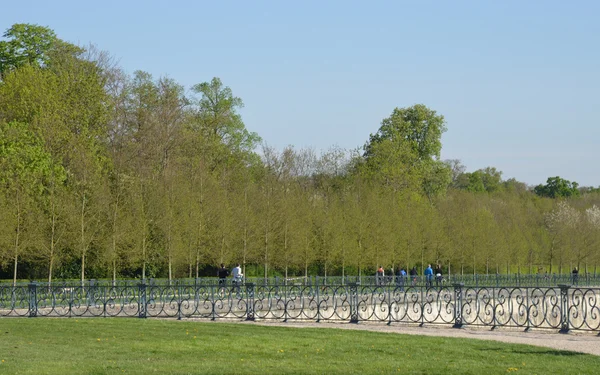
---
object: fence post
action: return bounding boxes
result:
[194,278,199,312]
[558,284,570,334]
[387,281,393,326]
[524,286,530,331]
[349,282,359,324]
[88,279,97,307]
[28,282,38,318]
[211,284,216,321]
[283,282,288,323]
[177,284,182,321]
[245,282,255,321]
[453,283,464,328]
[316,279,320,323]
[138,280,147,319]
[420,284,425,327]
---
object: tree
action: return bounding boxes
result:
[365,104,446,161]
[575,205,600,272]
[460,167,503,193]
[190,77,261,173]
[254,145,286,278]
[361,104,450,197]
[544,201,580,273]
[444,159,467,189]
[39,171,70,284]
[0,24,59,77]
[535,177,580,199]
[0,121,61,285]
[149,76,187,280]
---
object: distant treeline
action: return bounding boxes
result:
[1,24,599,285]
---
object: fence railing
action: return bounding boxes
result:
[1,273,597,288]
[1,281,598,333]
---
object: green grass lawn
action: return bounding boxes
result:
[0,318,597,374]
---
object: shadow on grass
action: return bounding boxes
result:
[478,348,587,357]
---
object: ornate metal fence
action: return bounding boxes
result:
[2,273,599,289]
[1,281,598,333]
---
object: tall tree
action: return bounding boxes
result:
[361,104,450,197]
[190,77,261,173]
[0,121,59,285]
[0,23,71,78]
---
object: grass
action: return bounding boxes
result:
[0,318,598,374]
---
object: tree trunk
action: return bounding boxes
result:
[80,194,87,286]
[12,254,18,288]
[111,192,119,285]
[13,192,21,287]
[48,203,57,285]
[48,255,54,285]
[142,237,147,280]
[304,234,309,280]
[264,228,268,279]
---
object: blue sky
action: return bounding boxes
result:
[2,0,599,186]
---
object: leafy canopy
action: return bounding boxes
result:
[534,176,580,198]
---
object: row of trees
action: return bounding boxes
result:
[1,24,599,285]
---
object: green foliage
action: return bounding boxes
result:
[455,167,503,193]
[0,24,57,76]
[0,121,63,192]
[365,104,446,161]
[1,23,600,281]
[360,104,450,197]
[190,77,262,172]
[0,23,83,79]
[535,176,580,198]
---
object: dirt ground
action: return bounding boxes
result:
[195,319,600,356]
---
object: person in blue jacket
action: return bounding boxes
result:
[395,266,407,290]
[424,264,434,288]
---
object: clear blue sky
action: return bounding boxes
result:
[2,0,599,186]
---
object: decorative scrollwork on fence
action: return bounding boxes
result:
[0,282,598,333]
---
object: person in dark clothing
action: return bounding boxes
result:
[395,266,407,291]
[434,264,443,287]
[218,264,229,289]
[376,266,385,286]
[572,267,579,286]
[409,266,418,286]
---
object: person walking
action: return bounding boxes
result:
[409,266,418,286]
[376,266,385,286]
[424,264,434,288]
[232,263,244,294]
[434,264,443,287]
[217,264,229,293]
[572,267,579,286]
[396,266,407,291]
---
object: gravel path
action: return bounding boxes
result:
[205,320,600,356]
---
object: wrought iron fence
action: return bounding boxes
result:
[1,281,598,333]
[2,272,598,288]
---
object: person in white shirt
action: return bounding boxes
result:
[232,263,243,294]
